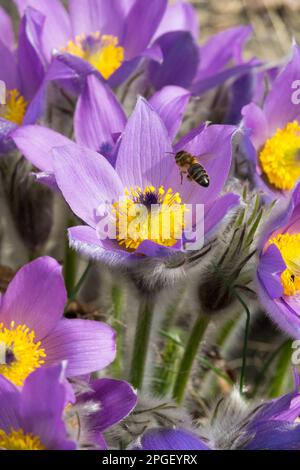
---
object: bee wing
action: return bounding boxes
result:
[285,258,300,277]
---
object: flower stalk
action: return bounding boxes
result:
[172,313,210,404]
[110,284,124,379]
[129,295,156,390]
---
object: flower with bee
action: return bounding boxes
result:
[48,97,239,289]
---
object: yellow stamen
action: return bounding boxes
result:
[0,321,46,387]
[62,33,124,80]
[113,185,186,251]
[0,89,28,125]
[259,121,300,190]
[268,232,300,296]
[0,429,45,450]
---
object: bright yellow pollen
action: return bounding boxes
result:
[0,89,28,125]
[0,428,45,450]
[268,232,300,296]
[259,121,300,190]
[62,32,124,80]
[0,321,46,387]
[113,185,186,251]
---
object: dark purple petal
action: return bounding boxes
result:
[0,257,66,340]
[251,389,300,425]
[42,319,116,376]
[33,172,60,191]
[79,378,137,432]
[17,7,45,101]
[115,97,173,188]
[108,56,141,88]
[74,74,126,154]
[244,420,300,450]
[224,72,255,125]
[133,239,182,258]
[108,44,163,88]
[149,86,191,141]
[148,31,199,90]
[134,428,210,450]
[21,364,76,450]
[122,0,167,59]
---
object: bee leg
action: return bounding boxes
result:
[180,172,184,184]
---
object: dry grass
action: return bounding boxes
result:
[194,0,300,61]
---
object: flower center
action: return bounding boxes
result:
[259,121,300,190]
[0,428,45,450]
[0,89,28,125]
[113,185,186,251]
[268,232,300,296]
[0,321,46,386]
[62,33,124,80]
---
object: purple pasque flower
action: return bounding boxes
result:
[0,6,46,154]
[242,44,300,198]
[50,97,239,277]
[0,363,76,450]
[14,1,254,97]
[13,0,171,88]
[257,182,300,338]
[12,73,191,185]
[65,378,137,449]
[0,256,116,387]
[133,377,300,450]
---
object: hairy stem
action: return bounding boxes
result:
[110,284,124,378]
[172,314,210,404]
[234,291,251,394]
[129,295,155,390]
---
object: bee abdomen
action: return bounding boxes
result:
[188,163,210,187]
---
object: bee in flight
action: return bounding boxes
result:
[174,150,210,188]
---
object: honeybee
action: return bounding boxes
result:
[174,150,210,188]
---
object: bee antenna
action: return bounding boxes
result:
[165,151,175,155]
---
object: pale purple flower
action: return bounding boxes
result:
[242,45,300,198]
[0,364,76,450]
[0,256,116,387]
[257,182,300,338]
